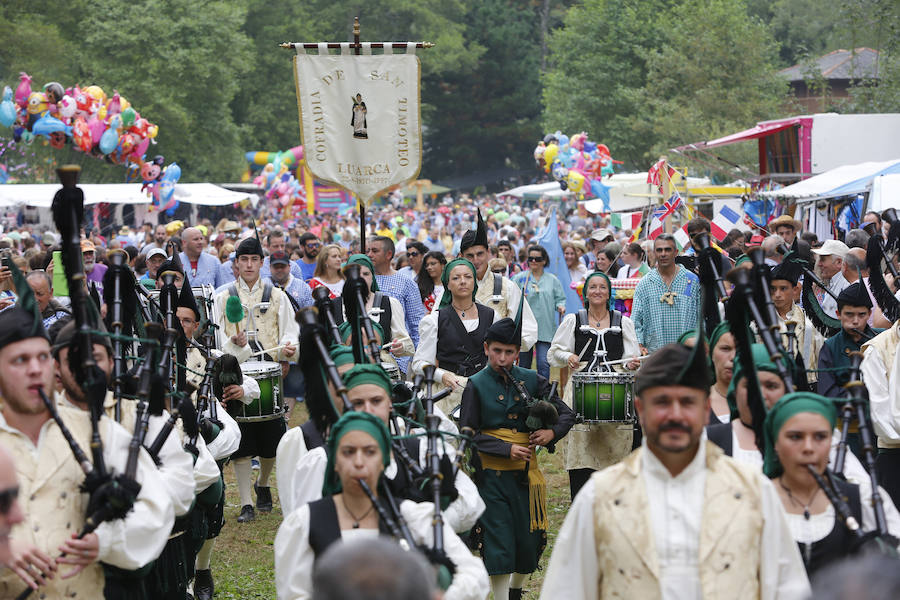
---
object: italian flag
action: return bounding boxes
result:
[610,211,642,230]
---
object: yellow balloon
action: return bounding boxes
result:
[567,170,585,193]
[147,124,158,139]
[84,85,107,105]
[543,144,559,172]
[119,97,131,111]
[97,105,107,121]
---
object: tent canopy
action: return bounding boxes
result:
[758,159,900,201]
[675,117,805,151]
[869,173,900,212]
[0,183,252,208]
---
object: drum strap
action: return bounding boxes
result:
[260,282,273,313]
[228,284,270,360]
[491,273,503,303]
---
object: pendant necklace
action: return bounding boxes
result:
[454,302,475,318]
[780,480,819,520]
[341,496,375,529]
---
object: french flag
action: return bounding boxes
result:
[711,204,742,241]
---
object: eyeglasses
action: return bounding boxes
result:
[305,243,321,249]
[0,486,18,514]
[527,256,543,262]
[407,252,420,257]
[492,269,505,274]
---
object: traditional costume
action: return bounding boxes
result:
[540,343,811,600]
[459,314,574,600]
[768,257,823,383]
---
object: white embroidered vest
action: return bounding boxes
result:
[475,271,509,318]
[216,279,284,359]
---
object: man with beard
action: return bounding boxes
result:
[82,239,108,297]
[297,233,320,282]
[540,342,810,599]
[140,224,169,255]
[0,306,173,598]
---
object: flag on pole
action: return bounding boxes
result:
[647,159,677,194]
[628,226,642,243]
[648,194,682,239]
[673,225,690,250]
[538,206,582,315]
[610,211,642,231]
[710,204,743,241]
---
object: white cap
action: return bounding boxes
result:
[146,248,167,260]
[811,239,850,258]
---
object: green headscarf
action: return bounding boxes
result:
[708,322,731,383]
[344,254,379,292]
[677,329,699,345]
[342,363,393,396]
[322,411,392,496]
[329,344,356,368]
[338,320,385,348]
[726,343,780,421]
[582,271,614,311]
[762,392,837,478]
[438,258,478,309]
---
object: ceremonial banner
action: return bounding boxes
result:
[293,50,422,205]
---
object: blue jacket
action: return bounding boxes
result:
[179,252,227,287]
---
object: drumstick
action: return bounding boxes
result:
[593,355,650,367]
[249,344,288,357]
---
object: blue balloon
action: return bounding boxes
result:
[590,179,611,212]
[31,115,68,137]
[584,141,597,154]
[557,133,569,148]
[161,162,181,182]
[99,127,119,154]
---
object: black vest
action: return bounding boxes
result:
[435,303,494,377]
[575,309,624,362]
[301,421,326,451]
[799,479,862,577]
[705,422,734,456]
[307,495,393,561]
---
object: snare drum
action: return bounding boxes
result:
[232,361,283,422]
[571,371,634,423]
[381,362,401,384]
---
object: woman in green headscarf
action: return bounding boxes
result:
[762,392,874,576]
[341,254,414,372]
[548,270,641,500]
[274,411,490,599]
[411,258,499,415]
[707,322,735,424]
[706,343,787,466]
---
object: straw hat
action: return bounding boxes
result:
[769,214,801,231]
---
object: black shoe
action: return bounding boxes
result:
[509,588,523,600]
[255,483,273,513]
[194,568,214,600]
[237,504,255,523]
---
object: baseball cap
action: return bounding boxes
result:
[269,251,290,266]
[811,239,850,258]
[146,248,167,261]
[81,239,96,253]
[591,228,613,242]
[41,232,56,245]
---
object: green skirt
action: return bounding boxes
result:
[478,469,547,575]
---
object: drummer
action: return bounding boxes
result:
[212,236,299,524]
[338,255,414,377]
[548,271,640,500]
[412,258,499,415]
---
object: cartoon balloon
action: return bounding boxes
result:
[566,170,585,194]
[26,92,48,115]
[543,144,559,172]
[31,114,68,136]
[57,95,76,119]
[120,107,136,128]
[0,87,16,127]
[14,73,32,106]
[99,125,119,154]
[73,117,92,152]
[43,82,65,104]
[88,117,105,144]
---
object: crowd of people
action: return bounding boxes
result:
[0,188,897,600]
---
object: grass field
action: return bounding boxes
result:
[210,404,572,599]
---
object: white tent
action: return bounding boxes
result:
[497,181,573,199]
[869,173,900,212]
[758,159,900,202]
[0,183,254,208]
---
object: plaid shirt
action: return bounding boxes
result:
[631,266,700,352]
[375,272,425,347]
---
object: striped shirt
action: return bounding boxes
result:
[631,266,700,352]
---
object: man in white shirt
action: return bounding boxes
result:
[541,342,809,600]
[812,239,850,318]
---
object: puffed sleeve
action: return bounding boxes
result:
[411,312,443,379]
[400,500,489,600]
[540,476,599,600]
[387,297,415,356]
[549,313,577,367]
[147,411,196,516]
[621,315,640,360]
[192,433,223,493]
[276,427,308,516]
[94,418,175,570]
[289,447,328,514]
[204,400,242,461]
[275,504,315,600]
[276,288,301,362]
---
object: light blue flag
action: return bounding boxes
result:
[537,206,582,315]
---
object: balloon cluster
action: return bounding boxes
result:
[247,146,308,213]
[133,156,181,214]
[0,72,161,166]
[533,131,622,201]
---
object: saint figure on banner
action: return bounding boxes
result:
[351,93,368,139]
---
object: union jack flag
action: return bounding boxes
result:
[647,159,678,195]
[648,193,683,239]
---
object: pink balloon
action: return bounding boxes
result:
[88,117,105,144]
[133,137,150,157]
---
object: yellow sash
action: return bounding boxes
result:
[479,428,548,531]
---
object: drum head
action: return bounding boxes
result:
[241,360,281,377]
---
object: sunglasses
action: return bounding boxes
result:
[527,256,543,262]
[407,252,420,257]
[0,486,18,514]
[492,269,505,274]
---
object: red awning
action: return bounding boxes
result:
[675,118,805,151]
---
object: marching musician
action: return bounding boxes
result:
[706,322,735,425]
[212,236,299,523]
[179,284,245,600]
[541,342,811,600]
[280,363,484,534]
[413,258,499,415]
[274,411,489,600]
[0,305,174,599]
[762,393,898,576]
[768,257,823,381]
[548,271,640,500]
[433,210,537,352]
[459,315,574,600]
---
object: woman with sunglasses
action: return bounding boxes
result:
[417,251,446,314]
[275,411,489,600]
[549,271,640,499]
[512,245,566,380]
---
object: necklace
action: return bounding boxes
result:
[779,480,819,520]
[453,301,475,318]
[587,309,609,328]
[341,494,375,529]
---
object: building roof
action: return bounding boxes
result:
[779,48,880,82]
